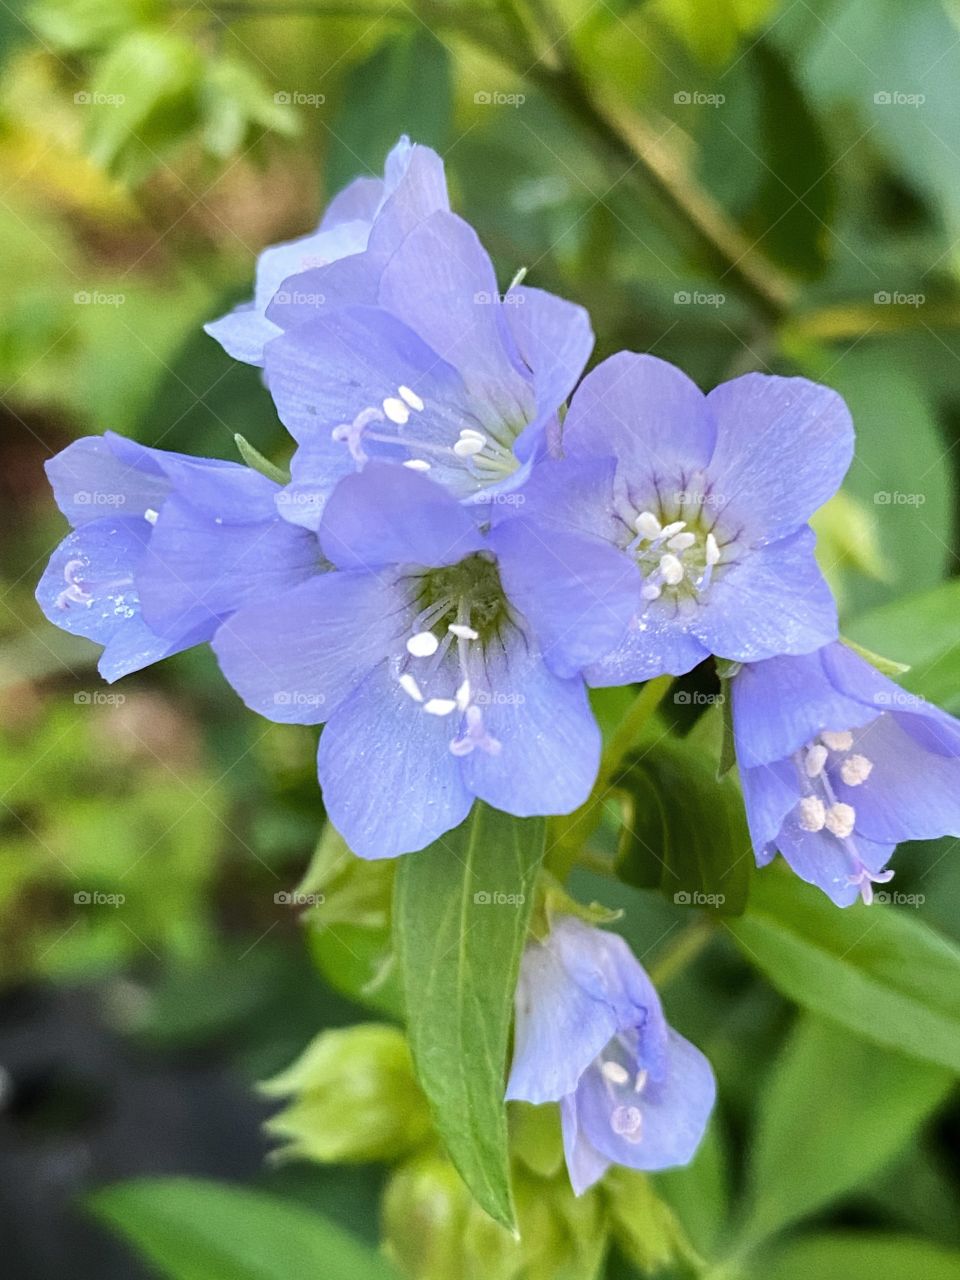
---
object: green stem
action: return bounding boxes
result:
[649,917,715,988]
[600,674,673,789]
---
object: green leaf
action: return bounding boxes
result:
[604,1168,705,1275]
[739,1015,952,1247]
[725,872,960,1074]
[89,1178,399,1280]
[325,28,451,194]
[615,729,752,915]
[761,1232,960,1280]
[393,803,546,1229]
[840,636,910,677]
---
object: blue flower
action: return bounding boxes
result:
[36,432,318,681]
[506,916,715,1195]
[732,642,960,906]
[205,135,449,366]
[492,353,852,682]
[263,209,592,526]
[212,463,600,859]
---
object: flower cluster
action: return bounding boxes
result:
[36,135,960,1197]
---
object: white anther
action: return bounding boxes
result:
[455,679,471,712]
[610,1105,643,1142]
[398,673,424,703]
[634,1069,648,1093]
[841,754,873,786]
[424,698,458,716]
[144,508,159,525]
[705,533,720,567]
[398,385,424,411]
[798,795,826,832]
[454,434,486,458]
[821,730,854,752]
[825,802,856,839]
[448,623,479,640]
[641,582,662,601]
[804,744,828,778]
[382,397,410,425]
[659,520,686,540]
[403,459,431,472]
[666,531,696,552]
[407,631,439,658]
[659,553,684,586]
[601,1061,630,1086]
[634,511,662,540]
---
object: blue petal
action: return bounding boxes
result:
[584,612,710,686]
[560,1093,611,1196]
[320,174,385,229]
[137,494,319,639]
[459,635,600,815]
[691,527,838,663]
[317,660,473,859]
[739,758,802,856]
[45,436,170,526]
[563,352,715,483]
[705,374,854,544]
[775,812,895,908]
[212,571,406,725]
[97,613,200,682]
[490,520,638,678]
[366,141,450,260]
[492,454,623,543]
[319,463,484,571]
[732,649,878,769]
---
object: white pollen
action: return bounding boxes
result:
[659,553,684,586]
[641,582,662,601]
[634,510,661,540]
[448,623,479,640]
[454,435,486,458]
[455,679,471,711]
[423,698,458,716]
[666,531,696,552]
[825,802,856,839]
[407,631,439,658]
[610,1105,643,1142]
[660,520,686,540]
[144,508,159,525]
[804,744,828,778]
[382,397,410,425]
[403,459,431,472]
[705,533,720,566]
[841,754,874,786]
[821,729,854,752]
[398,384,424,411]
[634,1069,648,1094]
[398,673,424,703]
[798,795,826,832]
[601,1061,630,1085]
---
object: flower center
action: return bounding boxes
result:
[596,1030,648,1145]
[55,557,137,619]
[624,506,723,603]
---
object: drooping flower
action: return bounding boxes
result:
[506,916,715,1196]
[212,463,601,859]
[36,433,319,681]
[732,642,960,906]
[205,135,449,366]
[492,354,852,682]
[263,206,593,526]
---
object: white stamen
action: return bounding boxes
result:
[455,679,471,712]
[398,673,424,703]
[840,754,873,786]
[407,631,439,658]
[403,459,431,472]
[144,508,159,525]
[634,1069,648,1094]
[659,553,684,586]
[641,582,662,601]
[822,729,854,752]
[634,511,661,540]
[798,795,826,832]
[398,385,424,411]
[424,698,458,716]
[448,623,479,640]
[454,434,486,458]
[659,520,686,540]
[804,744,828,778]
[382,397,410,425]
[601,1061,630,1086]
[825,802,856,839]
[705,533,720,566]
[666,531,696,552]
[610,1105,643,1142]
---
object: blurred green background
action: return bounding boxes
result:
[2,0,960,1276]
